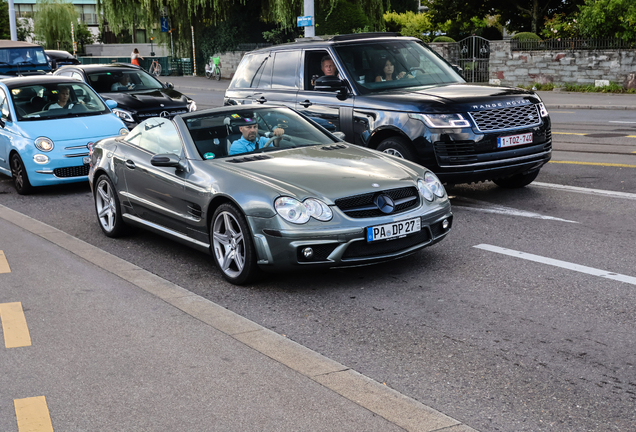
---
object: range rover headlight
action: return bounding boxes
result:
[112,108,135,123]
[417,179,434,202]
[409,113,471,128]
[424,172,446,198]
[538,102,549,117]
[34,137,54,152]
[275,197,333,224]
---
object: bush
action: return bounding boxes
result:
[316,0,369,36]
[511,32,541,40]
[478,26,503,40]
[432,36,455,42]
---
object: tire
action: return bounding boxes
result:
[205,70,212,79]
[154,63,162,76]
[376,136,415,161]
[94,175,127,237]
[10,153,33,195]
[210,203,260,285]
[213,67,221,81]
[493,169,540,188]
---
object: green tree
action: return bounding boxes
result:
[383,10,441,41]
[316,0,369,35]
[577,0,636,40]
[17,18,33,41]
[75,22,94,53]
[34,0,78,50]
[1,0,10,39]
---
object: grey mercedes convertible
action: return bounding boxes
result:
[88,106,452,284]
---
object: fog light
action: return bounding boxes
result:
[442,219,449,229]
[302,247,314,259]
[33,154,49,164]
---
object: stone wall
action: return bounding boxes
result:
[209,51,248,79]
[428,42,459,65]
[488,40,636,87]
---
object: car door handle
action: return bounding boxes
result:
[299,100,313,108]
[256,96,267,104]
[125,160,136,169]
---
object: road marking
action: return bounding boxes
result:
[549,160,636,168]
[553,132,587,136]
[14,396,54,432]
[0,250,10,273]
[452,197,577,223]
[609,121,636,124]
[549,111,575,113]
[474,244,636,286]
[531,182,636,200]
[0,302,32,348]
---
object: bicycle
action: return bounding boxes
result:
[149,59,162,77]
[205,57,221,81]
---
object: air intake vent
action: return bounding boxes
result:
[226,155,272,163]
[321,144,348,151]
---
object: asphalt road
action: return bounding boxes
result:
[1,99,635,431]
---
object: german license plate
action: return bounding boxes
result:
[367,217,421,242]
[497,132,533,148]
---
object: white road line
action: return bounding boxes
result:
[453,203,578,223]
[474,244,636,286]
[609,121,636,124]
[531,182,636,201]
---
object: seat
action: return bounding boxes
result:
[223,117,241,155]
[30,96,47,112]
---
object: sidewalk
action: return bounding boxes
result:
[164,75,636,110]
[0,204,476,432]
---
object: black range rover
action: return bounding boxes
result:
[54,64,197,129]
[224,33,551,188]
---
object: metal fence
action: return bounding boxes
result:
[511,37,636,51]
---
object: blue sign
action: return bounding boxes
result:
[160,17,170,32]
[297,16,313,27]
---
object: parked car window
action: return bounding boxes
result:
[126,118,183,155]
[229,53,268,89]
[86,70,163,93]
[333,40,462,94]
[272,51,300,89]
[0,88,10,119]
[10,82,109,121]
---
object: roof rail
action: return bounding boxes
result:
[294,37,325,42]
[329,32,401,42]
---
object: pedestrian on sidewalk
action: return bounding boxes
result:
[131,48,144,66]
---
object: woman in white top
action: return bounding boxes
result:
[131,48,144,66]
[375,58,412,82]
[48,86,81,110]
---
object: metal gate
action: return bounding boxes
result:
[457,36,490,83]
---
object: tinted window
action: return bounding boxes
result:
[126,118,183,155]
[230,54,267,89]
[272,51,300,89]
[87,69,163,93]
[255,56,272,89]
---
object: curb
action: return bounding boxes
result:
[0,203,479,432]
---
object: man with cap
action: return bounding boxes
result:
[229,116,284,155]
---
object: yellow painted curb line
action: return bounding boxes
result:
[549,160,636,168]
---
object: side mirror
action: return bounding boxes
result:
[451,64,463,76]
[165,82,174,89]
[151,153,187,171]
[332,131,345,140]
[315,75,348,99]
[105,99,117,109]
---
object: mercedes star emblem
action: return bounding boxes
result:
[374,194,395,214]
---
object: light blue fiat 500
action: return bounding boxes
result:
[0,76,128,194]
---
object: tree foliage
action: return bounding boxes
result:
[383,11,439,41]
[1,0,10,40]
[34,0,79,50]
[577,0,636,40]
[316,0,369,35]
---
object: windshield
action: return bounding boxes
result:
[183,107,338,160]
[87,69,164,93]
[10,82,110,121]
[334,40,464,94]
[0,47,49,74]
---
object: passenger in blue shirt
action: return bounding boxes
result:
[229,116,284,155]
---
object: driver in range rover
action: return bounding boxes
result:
[229,116,284,155]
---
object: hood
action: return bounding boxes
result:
[18,114,125,141]
[357,83,541,114]
[101,88,190,111]
[219,145,422,202]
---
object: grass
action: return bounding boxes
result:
[517,82,636,94]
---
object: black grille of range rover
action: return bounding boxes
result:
[335,187,419,218]
[54,165,90,178]
[468,104,541,132]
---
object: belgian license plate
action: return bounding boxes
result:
[83,156,90,165]
[497,132,533,148]
[367,217,421,242]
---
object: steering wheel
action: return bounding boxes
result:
[409,67,426,75]
[262,134,291,148]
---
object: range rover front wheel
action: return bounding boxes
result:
[493,169,540,188]
[377,137,415,161]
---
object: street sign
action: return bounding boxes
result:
[297,15,312,27]
[160,17,169,33]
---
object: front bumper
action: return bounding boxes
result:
[248,203,452,272]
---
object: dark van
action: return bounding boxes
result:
[224,33,551,188]
[0,40,51,77]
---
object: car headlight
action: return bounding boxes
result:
[275,197,333,224]
[424,172,445,198]
[119,127,129,135]
[409,113,471,128]
[188,100,197,112]
[537,102,549,117]
[112,108,135,123]
[417,179,434,202]
[34,137,54,152]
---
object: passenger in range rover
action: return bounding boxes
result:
[225,33,552,188]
